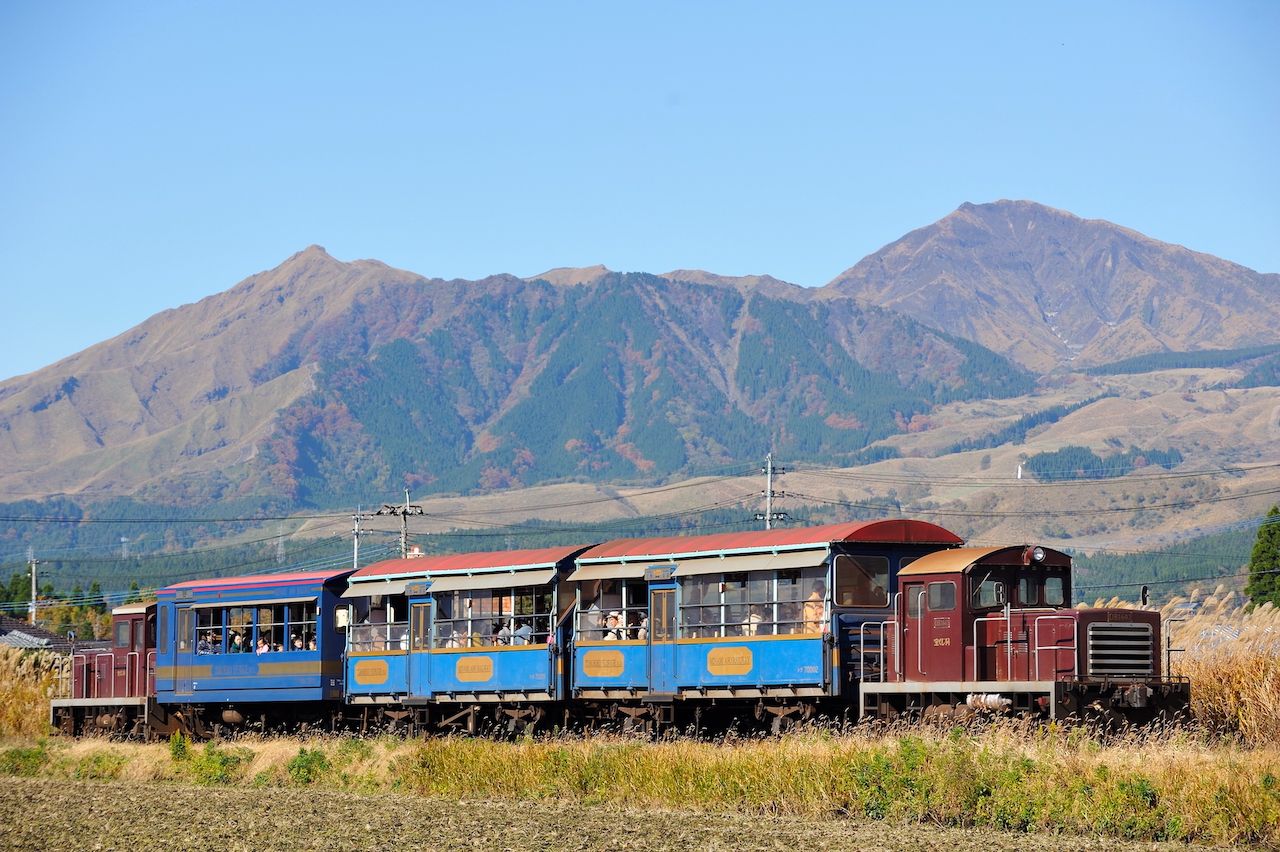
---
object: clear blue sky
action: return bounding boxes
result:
[2,2,1276,380]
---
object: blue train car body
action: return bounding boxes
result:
[342,546,587,728]
[568,520,962,726]
[153,569,352,709]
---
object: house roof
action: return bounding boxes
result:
[0,615,83,653]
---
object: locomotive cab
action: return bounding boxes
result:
[860,545,1190,721]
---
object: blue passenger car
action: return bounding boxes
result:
[153,568,353,733]
[343,546,587,732]
[569,520,961,729]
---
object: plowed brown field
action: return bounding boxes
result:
[0,777,1237,852]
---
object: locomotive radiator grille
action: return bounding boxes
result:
[1086,622,1154,677]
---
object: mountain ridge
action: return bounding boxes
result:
[824,200,1280,371]
[2,200,1275,506]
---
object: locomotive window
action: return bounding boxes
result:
[1044,576,1066,606]
[834,555,889,607]
[971,576,1003,609]
[927,582,955,612]
[133,619,145,649]
[906,586,924,618]
[1017,578,1039,606]
[115,621,130,647]
[157,607,168,650]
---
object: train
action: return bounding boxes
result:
[50,519,1190,738]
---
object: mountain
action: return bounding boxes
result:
[0,248,1030,504]
[825,200,1280,371]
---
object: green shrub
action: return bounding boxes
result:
[168,731,189,762]
[0,741,48,776]
[188,742,249,785]
[286,747,330,785]
[73,750,126,780]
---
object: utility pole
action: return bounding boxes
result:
[352,507,369,571]
[276,523,286,565]
[756,452,789,530]
[376,488,425,558]
[27,547,40,626]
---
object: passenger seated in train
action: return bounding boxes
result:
[256,636,270,654]
[512,619,533,645]
[803,583,826,633]
[197,630,221,655]
[229,631,248,653]
[635,615,648,641]
[742,605,766,636]
[602,612,625,641]
[495,620,512,645]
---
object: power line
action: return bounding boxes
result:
[790,459,1280,488]
[786,484,1280,519]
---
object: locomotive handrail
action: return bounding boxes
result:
[1032,615,1077,680]
[71,653,88,700]
[1164,615,1188,678]
[971,615,1011,681]
[125,651,140,698]
[914,589,927,676]
[146,650,157,695]
[93,652,114,699]
[858,621,892,682]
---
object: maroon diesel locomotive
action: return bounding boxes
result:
[858,545,1190,722]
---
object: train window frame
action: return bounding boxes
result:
[433,583,555,649]
[157,607,169,651]
[927,581,956,612]
[970,572,1006,610]
[577,578,648,641]
[1017,577,1040,607]
[176,609,192,653]
[833,554,890,608]
[410,603,430,651]
[906,585,924,619]
[115,620,130,648]
[226,607,254,653]
[1044,575,1066,606]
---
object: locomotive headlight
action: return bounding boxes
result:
[1031,546,1045,563]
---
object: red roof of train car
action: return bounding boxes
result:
[350,545,590,580]
[579,519,960,562]
[158,568,353,595]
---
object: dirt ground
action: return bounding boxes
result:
[0,777,1241,852]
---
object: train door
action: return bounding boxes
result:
[175,606,195,695]
[408,600,432,699]
[901,582,927,680]
[647,582,677,695]
[129,616,146,696]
